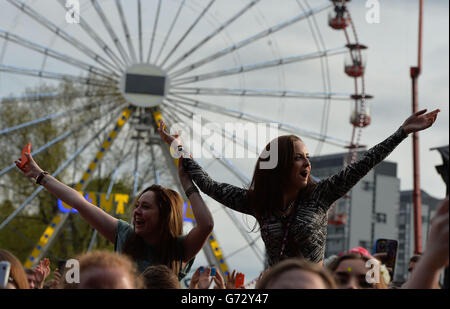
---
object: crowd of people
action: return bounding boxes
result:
[1,109,448,290]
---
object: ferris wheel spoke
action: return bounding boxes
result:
[0,64,117,88]
[6,0,121,74]
[154,0,186,65]
[0,98,116,136]
[0,100,125,178]
[0,30,119,81]
[115,0,137,64]
[161,106,251,186]
[0,104,126,231]
[164,0,261,72]
[171,46,347,86]
[159,0,216,69]
[170,87,351,101]
[89,0,130,66]
[146,0,162,64]
[297,0,332,155]
[164,99,260,155]
[169,1,332,78]
[167,94,349,147]
[111,1,137,64]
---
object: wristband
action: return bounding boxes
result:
[36,171,49,185]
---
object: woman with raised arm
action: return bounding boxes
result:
[159,109,440,267]
[15,153,213,278]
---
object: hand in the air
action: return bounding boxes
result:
[401,109,440,135]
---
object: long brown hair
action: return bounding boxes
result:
[0,249,29,289]
[122,185,184,275]
[248,135,316,220]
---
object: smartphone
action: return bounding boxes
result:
[235,273,245,288]
[0,261,11,289]
[20,142,31,168]
[373,238,398,279]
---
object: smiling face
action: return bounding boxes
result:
[133,191,161,237]
[289,140,311,191]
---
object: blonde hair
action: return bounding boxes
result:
[64,251,144,289]
[256,258,337,289]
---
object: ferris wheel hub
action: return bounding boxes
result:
[119,63,169,108]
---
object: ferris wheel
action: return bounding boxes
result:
[0,0,371,282]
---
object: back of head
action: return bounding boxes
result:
[141,265,181,289]
[256,258,336,289]
[0,249,29,289]
[64,250,143,289]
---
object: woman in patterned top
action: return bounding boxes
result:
[159,109,439,267]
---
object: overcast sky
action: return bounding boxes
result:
[0,0,448,284]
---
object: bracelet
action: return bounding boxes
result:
[35,171,49,185]
[185,186,199,198]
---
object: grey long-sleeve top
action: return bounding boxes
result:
[182,128,408,266]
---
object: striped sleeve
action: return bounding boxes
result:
[315,127,408,209]
[182,158,253,216]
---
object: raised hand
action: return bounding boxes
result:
[213,270,226,289]
[34,258,51,288]
[197,267,213,289]
[401,109,440,135]
[226,270,237,289]
[157,120,181,148]
[15,152,43,180]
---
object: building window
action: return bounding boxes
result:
[362,181,372,191]
[359,241,369,249]
[375,213,387,224]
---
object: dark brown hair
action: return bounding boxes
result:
[248,135,316,220]
[326,253,387,289]
[256,258,337,289]
[122,185,184,275]
[0,249,29,289]
[141,265,181,289]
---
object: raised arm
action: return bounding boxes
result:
[178,156,214,263]
[316,109,440,208]
[158,120,252,216]
[15,152,118,243]
[403,197,448,289]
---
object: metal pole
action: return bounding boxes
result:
[410,0,424,255]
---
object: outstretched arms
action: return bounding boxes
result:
[16,152,118,243]
[316,109,440,208]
